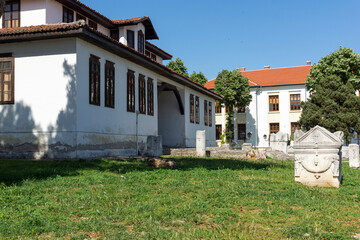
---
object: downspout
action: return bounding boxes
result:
[136,111,139,156]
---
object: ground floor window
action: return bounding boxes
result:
[195,96,200,124]
[216,125,222,140]
[127,70,135,112]
[190,94,194,123]
[291,122,299,136]
[270,123,280,135]
[238,124,246,140]
[204,100,208,126]
[209,102,212,127]
[105,61,115,108]
[0,57,14,104]
[147,78,154,116]
[89,55,100,106]
[138,74,146,114]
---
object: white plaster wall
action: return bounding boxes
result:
[45,0,63,24]
[184,87,217,147]
[21,0,46,26]
[119,24,146,51]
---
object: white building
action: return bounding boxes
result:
[0,0,220,159]
[205,64,312,148]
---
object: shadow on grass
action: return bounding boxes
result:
[0,157,292,186]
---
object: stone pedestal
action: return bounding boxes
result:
[196,130,206,157]
[270,131,289,153]
[341,146,349,160]
[293,126,343,188]
[349,144,360,169]
[146,136,163,157]
[242,143,252,151]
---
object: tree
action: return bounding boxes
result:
[306,47,360,92]
[190,71,207,86]
[166,57,189,77]
[215,69,252,144]
[299,74,360,144]
[0,0,4,18]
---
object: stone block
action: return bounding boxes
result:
[270,131,289,153]
[196,130,206,157]
[349,144,360,169]
[293,126,343,188]
[146,136,163,157]
[242,143,252,151]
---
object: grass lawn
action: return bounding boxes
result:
[0,157,359,239]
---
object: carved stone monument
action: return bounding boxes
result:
[349,144,360,169]
[293,126,343,188]
[196,130,206,157]
[270,131,289,153]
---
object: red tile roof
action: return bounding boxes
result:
[113,16,149,25]
[204,65,311,89]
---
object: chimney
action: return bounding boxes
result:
[238,67,246,72]
[264,66,270,69]
[306,61,311,65]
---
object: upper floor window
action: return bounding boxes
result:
[190,94,194,123]
[63,7,74,23]
[76,13,86,21]
[0,57,14,105]
[88,19,98,30]
[209,102,212,127]
[215,101,222,114]
[147,78,154,116]
[204,100,208,126]
[238,124,246,140]
[238,107,246,113]
[269,95,279,112]
[89,55,100,106]
[110,29,119,41]
[145,50,151,57]
[138,30,145,54]
[3,0,20,28]
[151,53,157,61]
[290,94,301,111]
[127,70,135,112]
[127,30,135,49]
[195,96,200,124]
[105,61,115,108]
[138,74,146,114]
[216,125,222,140]
[291,122,299,136]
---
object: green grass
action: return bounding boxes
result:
[0,157,359,239]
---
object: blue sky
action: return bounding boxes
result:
[82,0,360,80]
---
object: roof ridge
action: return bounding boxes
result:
[239,65,312,73]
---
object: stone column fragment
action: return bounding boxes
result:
[196,130,206,157]
[349,144,360,169]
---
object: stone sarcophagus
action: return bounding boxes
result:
[294,126,343,188]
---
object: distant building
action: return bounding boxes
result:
[205,63,312,147]
[0,0,220,159]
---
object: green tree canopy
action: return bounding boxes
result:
[306,47,360,92]
[214,69,252,143]
[166,57,189,77]
[190,71,208,86]
[299,74,360,142]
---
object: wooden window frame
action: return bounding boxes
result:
[209,102,212,127]
[204,100,208,126]
[147,78,154,116]
[269,95,279,112]
[138,30,145,54]
[89,55,100,106]
[105,60,115,108]
[62,6,74,23]
[190,94,194,123]
[138,74,146,114]
[290,94,301,111]
[269,123,280,135]
[110,29,119,41]
[0,57,14,105]
[76,13,86,21]
[238,124,246,140]
[215,101,222,114]
[195,96,200,124]
[216,125,222,140]
[145,50,151,57]
[3,0,20,28]
[88,19,98,30]
[127,30,135,49]
[151,53,157,61]
[291,122,299,136]
[238,107,246,113]
[127,70,135,112]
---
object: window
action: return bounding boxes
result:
[3,0,20,28]
[88,19,97,30]
[0,57,14,104]
[270,123,280,135]
[238,124,246,140]
[291,122,299,136]
[145,50,151,57]
[269,95,279,111]
[110,29,119,40]
[190,94,194,123]
[76,13,86,21]
[147,78,154,116]
[216,125,222,140]
[127,70,135,112]
[151,53,157,61]
[238,107,246,113]
[195,96,200,124]
[138,74,146,114]
[204,100,208,126]
[105,61,115,108]
[215,101,221,113]
[138,30,145,54]
[63,7,74,23]
[209,102,212,127]
[127,30,135,49]
[89,55,100,106]
[290,94,301,111]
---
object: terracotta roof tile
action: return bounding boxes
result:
[204,65,311,90]
[113,16,149,25]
